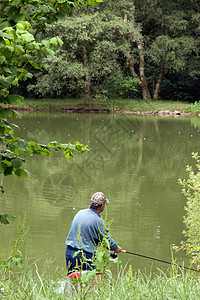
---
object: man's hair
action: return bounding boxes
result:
[89,202,103,210]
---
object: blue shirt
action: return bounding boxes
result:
[65,208,118,254]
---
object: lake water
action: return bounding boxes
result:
[1,112,200,274]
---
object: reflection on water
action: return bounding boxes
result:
[1,112,200,274]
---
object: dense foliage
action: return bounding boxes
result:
[26,0,200,103]
[178,153,200,270]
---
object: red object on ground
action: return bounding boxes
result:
[67,272,80,280]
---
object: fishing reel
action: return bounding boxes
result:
[109,252,118,259]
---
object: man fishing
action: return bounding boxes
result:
[65,192,122,274]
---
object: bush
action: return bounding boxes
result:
[106,76,141,98]
[178,152,200,270]
[191,101,200,114]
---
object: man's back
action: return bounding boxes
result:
[65,208,104,253]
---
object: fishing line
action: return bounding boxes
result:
[121,250,198,272]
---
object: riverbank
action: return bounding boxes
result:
[0,264,199,299]
[5,98,200,116]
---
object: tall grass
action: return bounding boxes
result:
[109,267,200,300]
[1,264,199,299]
[0,264,65,300]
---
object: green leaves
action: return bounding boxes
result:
[0,19,66,108]
[79,269,96,283]
[0,0,94,227]
[0,108,21,119]
[0,137,91,192]
[16,21,31,31]
[15,168,31,178]
[27,12,137,99]
[11,158,22,168]
[7,95,24,105]
[0,150,25,177]
[87,0,103,5]
[149,35,195,71]
[178,153,200,268]
[16,32,35,44]
[0,137,51,180]
[48,141,91,158]
[107,76,141,98]
[42,36,63,51]
[0,214,16,225]
[6,250,24,269]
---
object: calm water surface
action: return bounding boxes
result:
[1,112,200,274]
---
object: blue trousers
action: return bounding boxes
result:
[65,246,95,274]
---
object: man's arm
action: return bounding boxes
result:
[114,246,122,253]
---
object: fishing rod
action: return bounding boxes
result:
[119,250,198,272]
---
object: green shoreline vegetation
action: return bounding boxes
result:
[8,98,199,115]
[1,264,200,299]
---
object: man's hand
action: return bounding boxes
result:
[114,246,122,253]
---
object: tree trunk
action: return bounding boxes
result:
[136,39,152,100]
[153,66,164,100]
[82,40,92,107]
[126,3,152,100]
[121,32,139,80]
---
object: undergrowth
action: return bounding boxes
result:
[0,264,199,300]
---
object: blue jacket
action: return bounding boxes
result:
[65,208,118,254]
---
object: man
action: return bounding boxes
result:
[65,192,122,274]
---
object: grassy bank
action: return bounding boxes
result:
[1,265,199,299]
[11,98,194,114]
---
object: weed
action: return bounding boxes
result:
[191,101,200,114]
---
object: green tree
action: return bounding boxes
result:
[28,1,142,102]
[29,13,108,105]
[23,0,200,101]
[0,0,102,224]
[104,0,200,100]
[100,0,152,100]
[136,0,200,100]
[100,0,200,100]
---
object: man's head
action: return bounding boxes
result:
[89,192,109,211]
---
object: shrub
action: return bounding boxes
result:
[191,101,200,114]
[178,152,200,270]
